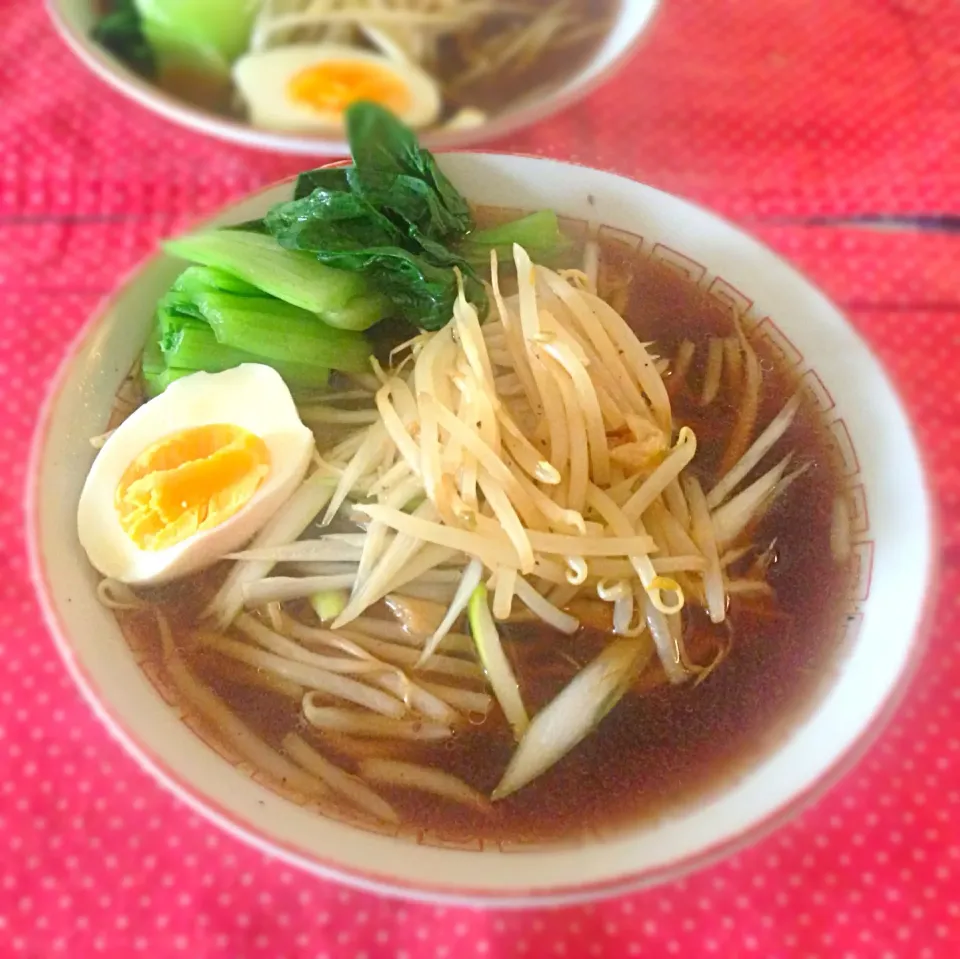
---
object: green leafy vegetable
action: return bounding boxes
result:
[144,366,193,398]
[160,317,327,385]
[264,183,407,255]
[291,168,348,202]
[141,102,572,395]
[92,0,154,76]
[135,0,258,63]
[265,188,476,332]
[461,211,571,268]
[345,102,472,237]
[145,216,385,395]
[172,265,261,299]
[148,269,341,393]
[264,101,485,331]
[165,230,390,331]
[191,292,370,374]
[94,0,257,83]
[141,320,166,376]
[310,590,349,623]
[160,317,250,370]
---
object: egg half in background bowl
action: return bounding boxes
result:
[234,44,443,133]
[46,0,661,154]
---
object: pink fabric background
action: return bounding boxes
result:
[2,0,959,955]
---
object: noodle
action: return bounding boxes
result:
[205,471,336,628]
[193,632,407,717]
[158,616,328,801]
[359,759,490,812]
[283,734,399,823]
[301,701,452,741]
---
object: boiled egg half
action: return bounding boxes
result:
[232,44,441,132]
[78,364,314,586]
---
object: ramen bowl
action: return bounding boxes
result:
[28,154,935,906]
[46,0,660,155]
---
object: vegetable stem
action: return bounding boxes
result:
[461,211,569,267]
[166,229,389,330]
[193,292,371,373]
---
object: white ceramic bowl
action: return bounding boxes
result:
[46,0,660,155]
[28,154,936,906]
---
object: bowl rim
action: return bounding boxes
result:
[44,0,662,156]
[26,156,940,907]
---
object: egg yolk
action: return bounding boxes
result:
[287,60,411,116]
[115,424,270,552]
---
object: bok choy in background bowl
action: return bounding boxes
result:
[46,0,660,155]
[29,105,934,905]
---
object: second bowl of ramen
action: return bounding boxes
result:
[29,109,933,903]
[47,0,660,153]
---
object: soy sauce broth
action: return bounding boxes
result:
[114,223,853,845]
[438,0,621,119]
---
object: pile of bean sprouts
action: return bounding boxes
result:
[101,240,820,822]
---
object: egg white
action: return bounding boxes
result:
[77,364,314,585]
[232,44,442,132]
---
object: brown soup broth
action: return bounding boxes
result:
[115,224,852,845]
[440,0,621,117]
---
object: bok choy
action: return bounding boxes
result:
[261,102,570,330]
[146,235,373,393]
[92,0,154,76]
[164,231,390,330]
[140,101,570,399]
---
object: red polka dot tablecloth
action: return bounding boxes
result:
[2,1,960,956]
